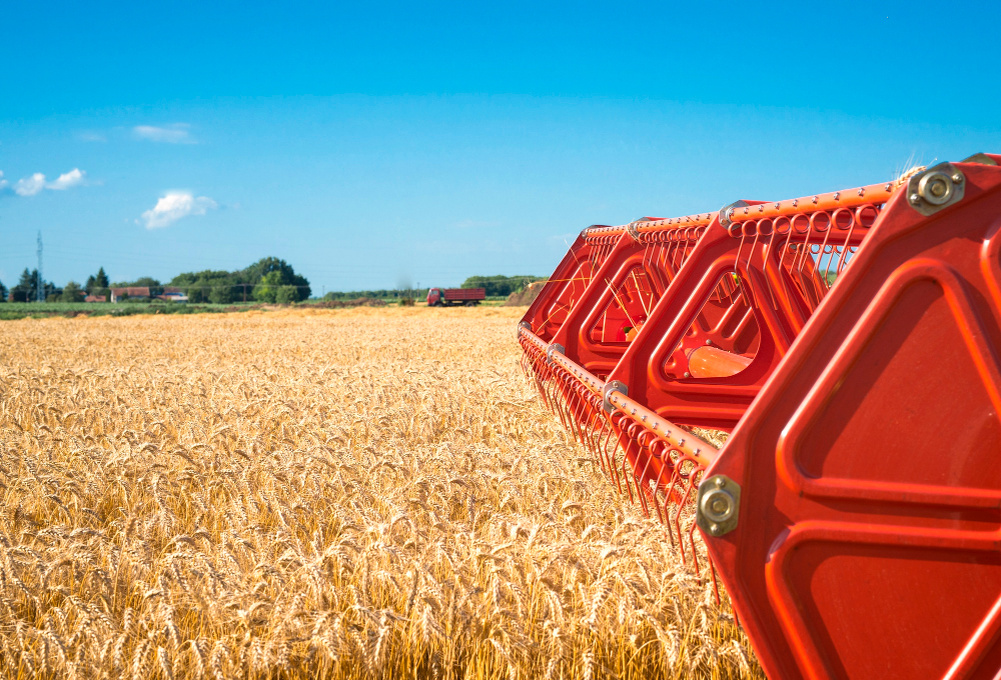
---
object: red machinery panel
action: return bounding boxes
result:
[519,154,1001,679]
[706,157,1001,680]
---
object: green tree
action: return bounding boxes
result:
[0,279,7,302]
[460,275,543,297]
[275,285,297,305]
[253,270,283,303]
[61,281,84,303]
[11,268,57,302]
[209,284,235,304]
[243,257,310,301]
[86,267,110,298]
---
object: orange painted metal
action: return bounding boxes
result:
[518,153,1001,679]
[686,345,752,378]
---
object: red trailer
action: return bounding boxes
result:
[427,287,485,306]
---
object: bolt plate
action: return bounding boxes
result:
[602,380,627,413]
[696,474,741,537]
[906,162,965,216]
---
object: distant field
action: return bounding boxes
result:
[0,301,256,320]
[0,308,758,679]
[0,299,513,320]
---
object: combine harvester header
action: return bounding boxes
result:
[518,154,1001,679]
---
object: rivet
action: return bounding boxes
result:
[909,193,921,204]
[833,192,840,200]
[857,187,865,196]
[792,199,798,207]
[884,183,892,191]
[714,477,725,488]
[812,196,818,204]
[952,173,964,184]
[683,372,690,378]
[710,523,721,535]
[705,339,712,345]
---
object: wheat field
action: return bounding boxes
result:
[0,307,761,679]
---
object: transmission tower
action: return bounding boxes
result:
[36,231,44,302]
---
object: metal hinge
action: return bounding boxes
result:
[718,200,749,229]
[906,162,965,216]
[696,474,741,537]
[546,343,565,362]
[602,380,627,413]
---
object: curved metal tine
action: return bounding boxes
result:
[680,467,704,573]
[620,434,639,505]
[668,463,689,565]
[600,417,621,488]
[762,228,780,310]
[588,412,612,476]
[603,420,626,494]
[775,223,797,299]
[812,226,835,301]
[835,219,859,275]
[633,438,656,517]
[707,558,722,605]
[649,446,674,525]
[732,229,750,304]
[746,229,763,309]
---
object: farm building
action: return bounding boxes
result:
[110,287,150,302]
[84,294,106,302]
[157,286,189,302]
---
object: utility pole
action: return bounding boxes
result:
[36,231,44,302]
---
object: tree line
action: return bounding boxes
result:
[459,275,545,297]
[0,257,311,304]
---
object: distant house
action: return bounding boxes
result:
[111,287,151,302]
[84,294,107,303]
[157,286,189,303]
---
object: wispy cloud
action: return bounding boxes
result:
[5,168,89,196]
[15,173,46,196]
[47,168,86,190]
[139,191,217,229]
[133,123,195,144]
[78,131,107,142]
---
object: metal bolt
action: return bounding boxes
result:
[705,339,712,345]
[683,372,690,378]
[714,476,725,488]
[918,171,953,206]
[909,193,922,204]
[952,173,964,184]
[710,523,721,535]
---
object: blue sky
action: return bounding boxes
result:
[2,1,999,292]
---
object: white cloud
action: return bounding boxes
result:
[133,124,195,144]
[47,168,86,190]
[139,191,217,229]
[7,168,89,196]
[15,173,46,196]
